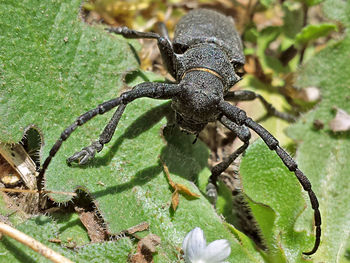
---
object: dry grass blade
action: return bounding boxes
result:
[0,222,74,263]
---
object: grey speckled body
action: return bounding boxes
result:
[170,9,244,133]
[174,9,245,65]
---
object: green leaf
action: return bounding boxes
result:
[0,0,262,261]
[0,0,139,143]
[0,215,70,262]
[226,223,266,262]
[295,23,337,45]
[321,0,350,27]
[256,26,284,73]
[240,140,312,262]
[340,239,350,263]
[286,0,350,261]
[50,212,90,247]
[259,0,277,8]
[282,1,304,39]
[73,239,134,263]
[0,215,133,263]
[303,0,324,7]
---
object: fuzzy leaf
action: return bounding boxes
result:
[50,212,91,247]
[240,140,312,262]
[321,0,350,27]
[286,0,350,261]
[0,215,133,263]
[0,0,263,261]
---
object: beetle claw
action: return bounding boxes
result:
[66,146,96,165]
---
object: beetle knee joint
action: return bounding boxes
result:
[158,37,167,45]
[237,126,251,142]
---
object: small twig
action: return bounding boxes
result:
[0,188,77,196]
[126,221,150,235]
[0,222,74,263]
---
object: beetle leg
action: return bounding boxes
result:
[156,22,170,41]
[155,22,177,77]
[66,104,126,165]
[206,116,251,204]
[39,82,181,185]
[224,90,296,122]
[218,101,321,255]
[107,26,177,77]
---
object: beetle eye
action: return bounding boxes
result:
[234,63,245,77]
[173,43,188,54]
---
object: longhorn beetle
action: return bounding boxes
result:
[39,9,321,255]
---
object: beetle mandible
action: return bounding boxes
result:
[39,9,321,255]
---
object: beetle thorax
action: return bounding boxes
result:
[171,70,224,134]
[176,43,240,89]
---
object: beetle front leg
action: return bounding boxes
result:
[39,82,181,182]
[206,116,251,204]
[65,82,181,166]
[66,104,126,165]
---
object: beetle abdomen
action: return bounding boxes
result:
[173,9,245,65]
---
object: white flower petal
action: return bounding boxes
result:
[202,239,231,262]
[182,227,207,261]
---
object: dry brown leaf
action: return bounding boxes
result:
[161,160,176,189]
[176,183,200,198]
[126,221,149,234]
[161,159,200,211]
[75,208,106,242]
[130,233,161,263]
[171,190,179,211]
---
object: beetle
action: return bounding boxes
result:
[39,9,321,255]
